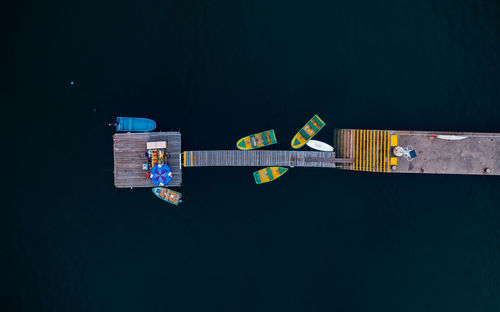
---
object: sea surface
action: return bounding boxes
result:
[2,0,500,311]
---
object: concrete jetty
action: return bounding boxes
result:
[333,129,500,176]
[390,130,499,175]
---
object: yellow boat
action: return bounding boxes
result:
[291,115,326,149]
[236,130,277,150]
[253,167,288,184]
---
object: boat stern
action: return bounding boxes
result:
[253,171,262,184]
[269,130,278,144]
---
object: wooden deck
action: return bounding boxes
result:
[333,129,354,170]
[183,150,345,168]
[334,129,392,172]
[113,132,182,188]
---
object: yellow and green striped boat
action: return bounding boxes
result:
[291,114,326,149]
[237,130,277,150]
[253,167,288,184]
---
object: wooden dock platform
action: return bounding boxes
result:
[333,129,500,176]
[183,150,341,168]
[113,132,182,188]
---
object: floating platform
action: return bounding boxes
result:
[113,132,182,188]
[333,129,500,175]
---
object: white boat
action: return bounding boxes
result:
[436,135,467,140]
[306,140,334,152]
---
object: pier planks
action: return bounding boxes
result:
[183,150,342,168]
[113,132,182,188]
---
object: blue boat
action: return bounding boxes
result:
[110,117,157,132]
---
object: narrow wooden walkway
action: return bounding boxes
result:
[183,150,343,168]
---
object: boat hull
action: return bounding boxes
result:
[306,139,334,151]
[253,167,288,184]
[291,115,326,149]
[116,117,157,132]
[237,130,277,150]
[152,187,182,205]
[436,135,467,140]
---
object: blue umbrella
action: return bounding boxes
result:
[150,164,172,186]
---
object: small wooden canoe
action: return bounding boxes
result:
[113,117,157,132]
[253,167,288,184]
[237,130,277,150]
[152,187,182,205]
[291,115,326,149]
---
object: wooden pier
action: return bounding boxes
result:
[112,128,500,189]
[113,132,182,188]
[112,132,355,188]
[183,150,342,168]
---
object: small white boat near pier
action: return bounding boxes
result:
[306,140,334,152]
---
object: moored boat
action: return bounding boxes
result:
[110,117,157,132]
[152,187,182,205]
[237,130,277,150]
[253,167,288,184]
[306,139,334,151]
[291,115,326,149]
[435,135,467,140]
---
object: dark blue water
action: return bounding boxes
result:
[3,0,500,311]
